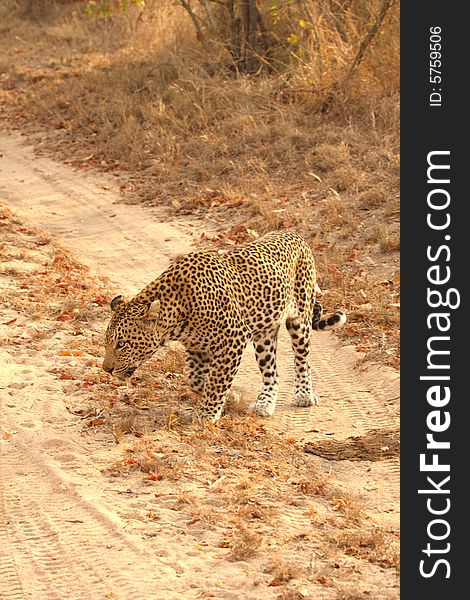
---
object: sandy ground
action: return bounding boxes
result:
[0,133,399,599]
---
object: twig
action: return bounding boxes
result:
[342,0,396,85]
[180,0,205,41]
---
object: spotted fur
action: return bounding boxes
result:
[103,231,346,422]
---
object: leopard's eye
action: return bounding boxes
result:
[115,340,127,351]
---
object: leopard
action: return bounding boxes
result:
[102,231,346,422]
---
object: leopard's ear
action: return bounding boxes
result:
[110,295,124,312]
[144,300,161,321]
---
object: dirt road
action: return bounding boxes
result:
[0,133,399,599]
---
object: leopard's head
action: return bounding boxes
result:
[102,295,162,380]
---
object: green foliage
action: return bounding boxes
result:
[286,33,300,45]
[82,0,399,86]
[268,4,282,26]
[268,3,315,49]
[268,2,294,27]
[85,0,145,17]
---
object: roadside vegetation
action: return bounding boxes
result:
[0,0,399,368]
[1,4,400,592]
[1,203,399,597]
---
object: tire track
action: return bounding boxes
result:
[0,520,24,600]
[1,439,179,600]
[0,135,399,446]
[234,330,400,525]
[0,133,399,596]
[0,135,194,293]
[235,329,399,440]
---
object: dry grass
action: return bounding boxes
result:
[264,557,303,583]
[0,0,399,367]
[0,208,399,596]
[329,525,400,571]
[0,204,110,332]
[227,526,263,561]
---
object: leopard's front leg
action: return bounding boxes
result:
[250,326,280,417]
[193,337,247,423]
[186,349,212,395]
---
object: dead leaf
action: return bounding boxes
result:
[143,473,163,481]
[59,373,75,380]
[64,519,84,524]
[2,318,17,326]
[8,382,28,390]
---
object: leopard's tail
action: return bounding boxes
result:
[312,301,347,331]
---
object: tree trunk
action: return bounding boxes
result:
[240,0,258,73]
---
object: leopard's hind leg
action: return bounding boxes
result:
[285,316,319,407]
[286,249,318,407]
